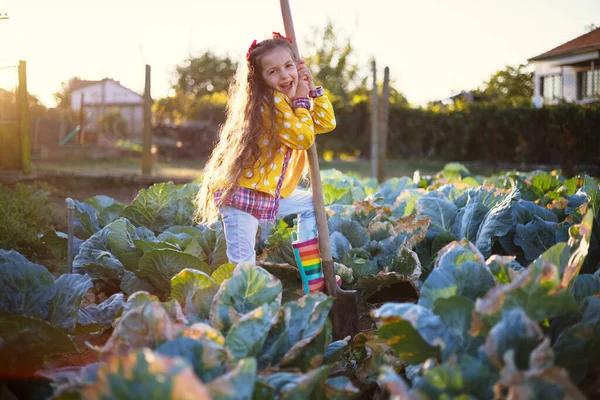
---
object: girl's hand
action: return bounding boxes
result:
[295,75,310,99]
[297,60,316,91]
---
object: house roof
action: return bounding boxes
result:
[70,78,142,98]
[529,27,600,61]
[69,78,110,91]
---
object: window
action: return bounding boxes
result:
[578,69,600,99]
[541,75,562,100]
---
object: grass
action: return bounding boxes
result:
[32,157,208,180]
[32,155,499,181]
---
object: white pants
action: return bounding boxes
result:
[219,189,317,265]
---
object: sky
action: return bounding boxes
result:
[0,0,598,107]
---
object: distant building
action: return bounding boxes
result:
[70,78,144,137]
[427,90,476,108]
[529,27,600,107]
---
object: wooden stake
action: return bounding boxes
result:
[279,0,359,340]
[78,93,84,145]
[371,60,379,181]
[142,64,153,176]
[18,60,30,174]
[379,66,390,182]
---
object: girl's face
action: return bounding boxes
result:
[260,47,298,98]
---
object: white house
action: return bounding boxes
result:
[529,28,600,107]
[70,78,145,138]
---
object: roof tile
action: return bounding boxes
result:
[530,27,600,61]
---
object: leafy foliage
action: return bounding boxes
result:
[0,182,55,259]
[2,165,599,398]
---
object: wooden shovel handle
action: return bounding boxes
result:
[279,0,336,297]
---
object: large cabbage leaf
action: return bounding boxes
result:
[196,222,230,270]
[452,201,489,243]
[330,231,351,260]
[170,269,214,309]
[99,297,187,357]
[475,188,520,258]
[73,199,101,239]
[419,241,494,310]
[371,176,415,205]
[78,349,211,400]
[494,337,587,400]
[372,303,454,364]
[328,216,368,248]
[0,250,55,319]
[73,224,127,280]
[210,263,282,335]
[77,293,124,332]
[354,245,421,301]
[205,358,257,400]
[432,295,482,355]
[84,195,126,228]
[0,312,75,378]
[138,249,211,295]
[486,255,524,284]
[46,273,93,332]
[225,303,276,361]
[157,226,203,252]
[40,229,83,259]
[258,365,331,400]
[473,258,580,331]
[410,355,497,400]
[571,274,600,304]
[392,188,424,218]
[155,337,228,383]
[259,220,297,266]
[259,292,333,371]
[169,263,236,322]
[120,270,159,296]
[481,308,545,371]
[553,297,600,384]
[122,182,199,233]
[416,192,458,235]
[105,219,154,271]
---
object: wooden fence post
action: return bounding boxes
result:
[142,64,153,176]
[78,93,84,145]
[18,60,30,174]
[379,66,390,182]
[370,60,379,181]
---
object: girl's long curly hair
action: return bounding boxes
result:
[194,36,296,224]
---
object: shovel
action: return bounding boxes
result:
[279,0,359,341]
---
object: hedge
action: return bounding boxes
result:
[321,102,600,176]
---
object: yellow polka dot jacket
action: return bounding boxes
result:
[236,90,336,198]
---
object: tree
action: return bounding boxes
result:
[52,77,84,120]
[478,64,533,106]
[0,88,47,120]
[172,51,238,97]
[97,108,127,138]
[302,21,362,105]
[154,51,237,123]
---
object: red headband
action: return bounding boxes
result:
[245,32,293,61]
[272,31,292,44]
[246,40,258,61]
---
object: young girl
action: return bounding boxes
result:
[195,32,337,294]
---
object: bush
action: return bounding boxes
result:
[0,182,55,260]
[322,102,600,176]
[155,91,600,176]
